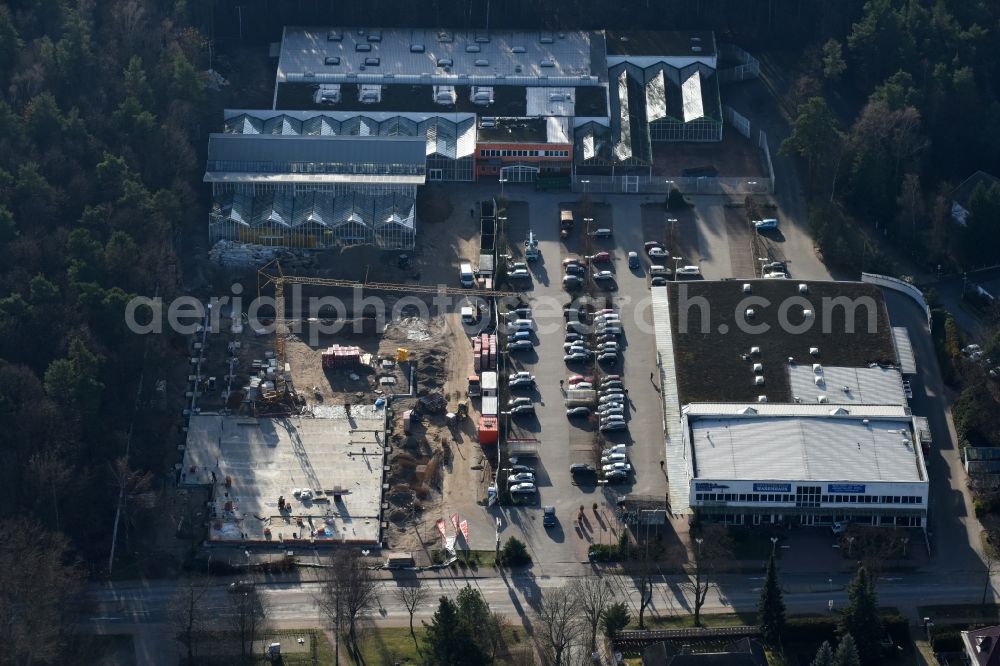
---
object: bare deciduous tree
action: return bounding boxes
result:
[228,583,269,665]
[317,551,380,660]
[0,520,83,665]
[487,610,510,663]
[392,583,428,647]
[572,577,617,655]
[168,577,210,663]
[679,525,734,626]
[535,586,582,666]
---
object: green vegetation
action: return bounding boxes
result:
[421,586,513,665]
[838,568,882,665]
[758,555,787,646]
[500,536,531,567]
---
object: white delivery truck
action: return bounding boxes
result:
[460,262,474,287]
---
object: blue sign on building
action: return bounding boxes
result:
[753,483,791,493]
[828,484,866,493]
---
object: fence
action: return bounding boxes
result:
[723,105,751,139]
[717,44,761,84]
[572,173,771,196]
[861,272,932,328]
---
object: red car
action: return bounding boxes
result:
[644,241,664,254]
[567,375,594,385]
[588,251,611,264]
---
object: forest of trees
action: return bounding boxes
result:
[1,0,999,660]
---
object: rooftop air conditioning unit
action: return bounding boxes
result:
[746,308,755,319]
[752,363,763,373]
[692,46,703,52]
[803,309,814,318]
[817,395,828,403]
[799,283,809,293]
[750,346,761,355]
[810,347,820,356]
[757,395,768,403]
[814,376,824,386]
[466,44,481,53]
[813,363,822,373]
[512,46,526,53]
[743,283,752,293]
[754,376,765,385]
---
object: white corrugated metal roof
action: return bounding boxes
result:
[788,365,906,405]
[892,327,917,375]
[278,28,596,85]
[526,87,576,116]
[690,415,923,482]
[683,403,910,418]
[546,116,571,144]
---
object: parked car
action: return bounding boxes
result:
[589,228,613,237]
[507,331,531,342]
[676,265,701,276]
[509,482,537,495]
[604,469,629,482]
[566,406,592,418]
[588,251,611,263]
[510,404,535,415]
[564,333,584,344]
[567,374,594,385]
[600,422,627,432]
[601,461,632,473]
[649,246,669,259]
[628,252,640,268]
[602,380,624,390]
[509,372,535,388]
[597,353,618,363]
[599,407,625,418]
[228,580,255,593]
[563,275,583,289]
[511,464,534,474]
[507,340,534,351]
[565,352,592,362]
[649,265,671,277]
[763,271,788,279]
[754,218,779,230]
[564,264,586,276]
[593,270,615,281]
[543,506,557,527]
[650,277,669,287]
[644,241,664,254]
[504,305,531,318]
[509,397,533,408]
[603,444,627,456]
[598,394,625,405]
[562,257,582,267]
[570,382,594,391]
[570,463,596,475]
[508,472,535,485]
[603,374,622,381]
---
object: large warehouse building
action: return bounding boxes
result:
[207,26,732,249]
[653,280,930,530]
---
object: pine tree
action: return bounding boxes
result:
[811,641,834,666]
[834,634,862,666]
[422,596,486,666]
[838,568,883,664]
[757,554,787,646]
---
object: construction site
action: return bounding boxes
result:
[178,193,516,554]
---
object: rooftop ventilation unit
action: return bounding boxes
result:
[437,58,453,67]
[738,406,757,415]
[813,363,823,373]
[367,31,382,42]
[750,346,761,355]
[692,46,703,52]
[355,43,372,52]
[327,30,342,41]
[757,395,768,403]
[754,376,765,385]
[863,419,870,425]
[817,395,828,403]
[540,59,556,67]
[512,46,526,53]
[799,283,809,293]
[540,32,555,44]
[788,357,795,364]
[814,376,824,386]
[830,407,849,415]
[358,84,382,104]
[470,86,494,106]
[324,56,340,66]
[743,283,752,293]
[466,44,481,53]
[410,44,425,53]
[810,347,820,356]
[746,308,755,319]
[364,57,380,66]
[691,36,703,42]
[474,59,490,67]
[433,85,457,106]
[752,363,763,373]
[803,309,814,318]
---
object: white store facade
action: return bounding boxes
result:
[684,404,929,529]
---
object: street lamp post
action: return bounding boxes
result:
[673,256,683,281]
[667,218,678,252]
[581,179,590,194]
[847,536,855,559]
[828,577,833,593]
[923,617,934,644]
[499,177,508,199]
[770,536,779,558]
[757,257,769,278]
[748,180,758,194]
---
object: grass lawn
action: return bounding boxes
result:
[453,549,498,570]
[350,626,532,665]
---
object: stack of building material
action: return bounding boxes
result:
[321,345,362,368]
[473,337,482,373]
[474,333,498,371]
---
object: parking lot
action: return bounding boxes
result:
[443,183,830,567]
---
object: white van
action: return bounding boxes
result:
[649,265,670,277]
[510,319,534,331]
